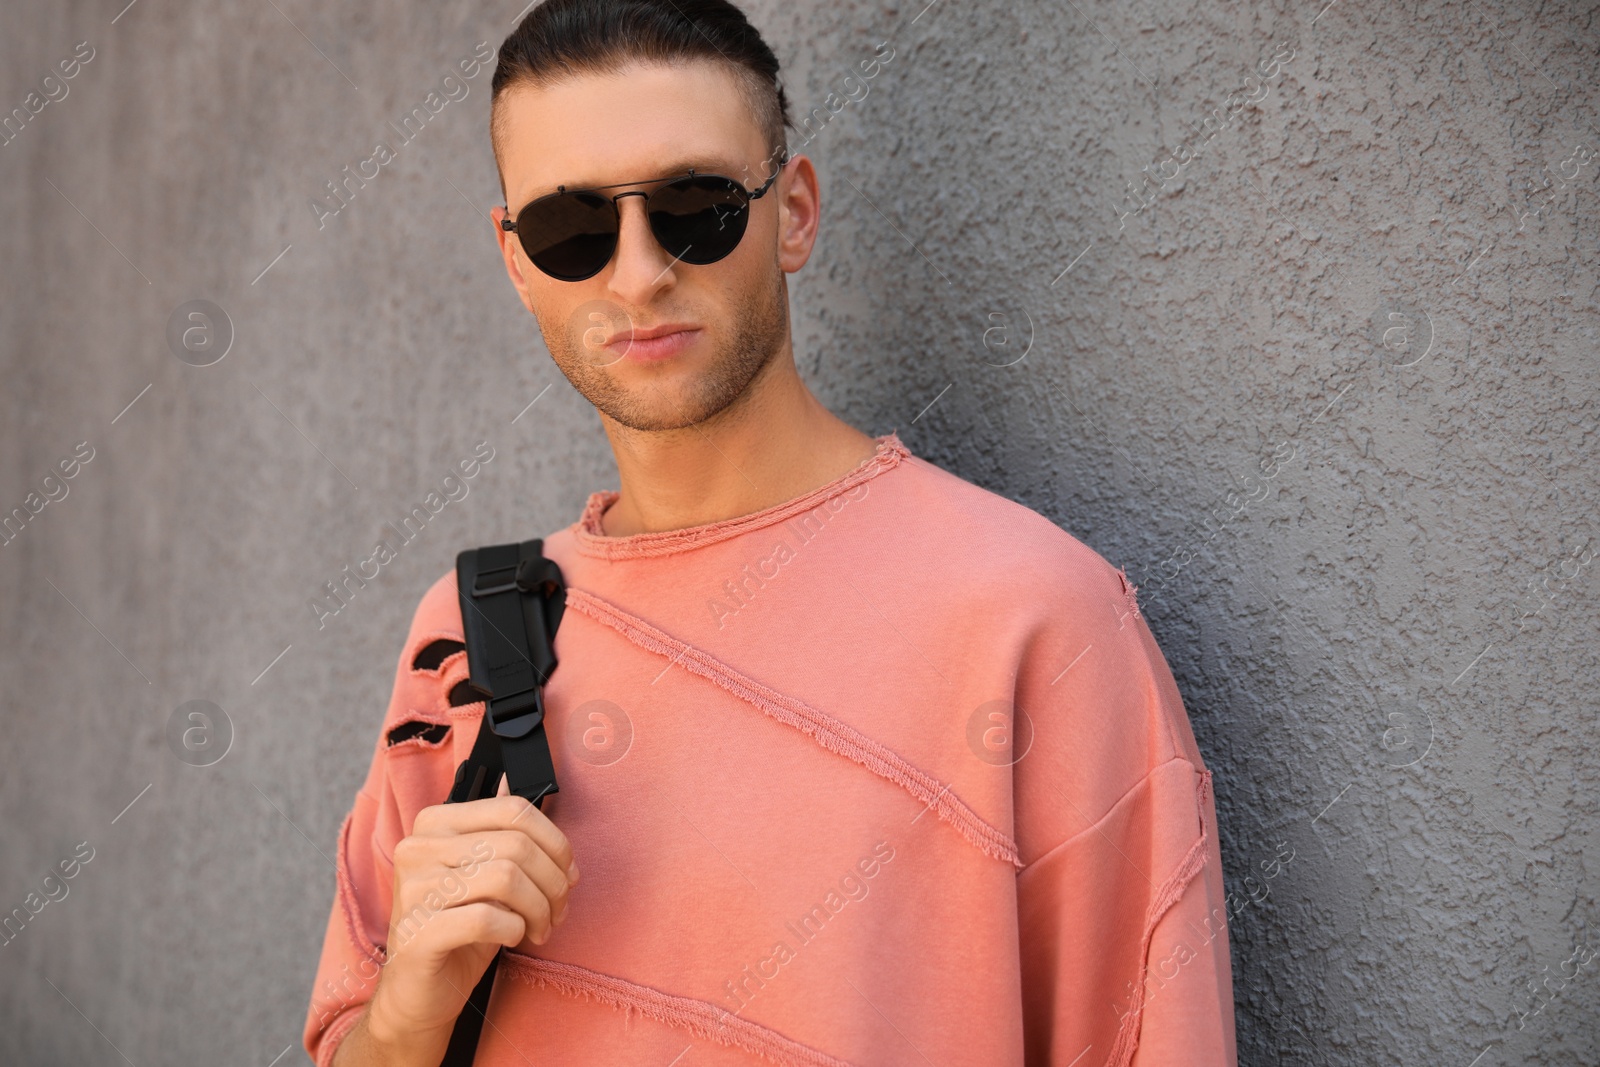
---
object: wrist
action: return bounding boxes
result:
[364,990,452,1054]
[363,993,405,1047]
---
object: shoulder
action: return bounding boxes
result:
[888,453,1141,625]
[888,455,1206,845]
[407,566,465,643]
[384,568,466,699]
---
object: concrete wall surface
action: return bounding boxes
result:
[1,0,1596,1063]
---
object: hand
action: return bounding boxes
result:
[368,793,580,1043]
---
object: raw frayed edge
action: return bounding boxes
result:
[314,1003,367,1067]
[1115,566,1143,622]
[564,588,1021,869]
[1106,766,1215,1067]
[396,627,469,718]
[569,433,909,560]
[382,711,454,754]
[502,955,859,1067]
[323,811,388,1067]
[334,808,389,969]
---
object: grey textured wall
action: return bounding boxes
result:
[2,0,1596,1063]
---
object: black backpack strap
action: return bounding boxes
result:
[437,539,566,1066]
[449,540,565,805]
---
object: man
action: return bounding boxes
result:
[303,1,1237,1064]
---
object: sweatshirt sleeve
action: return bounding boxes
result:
[1013,565,1238,1067]
[302,570,468,1067]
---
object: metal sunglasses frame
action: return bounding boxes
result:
[499,165,783,279]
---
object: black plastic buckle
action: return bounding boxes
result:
[488,686,545,740]
[473,564,520,597]
[473,557,552,598]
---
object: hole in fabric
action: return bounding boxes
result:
[386,721,451,747]
[448,680,482,708]
[412,639,466,672]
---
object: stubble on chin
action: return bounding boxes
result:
[543,269,788,433]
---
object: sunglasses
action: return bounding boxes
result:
[501,165,783,282]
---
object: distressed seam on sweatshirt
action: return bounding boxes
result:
[1106,766,1216,1067]
[564,587,1022,868]
[334,807,388,970]
[500,953,861,1067]
[569,433,909,560]
[314,1003,366,1067]
[1015,756,1196,878]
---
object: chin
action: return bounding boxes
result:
[598,382,734,433]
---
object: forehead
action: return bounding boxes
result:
[497,59,768,207]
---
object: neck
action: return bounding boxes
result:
[595,342,878,537]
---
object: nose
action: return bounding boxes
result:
[606,192,676,306]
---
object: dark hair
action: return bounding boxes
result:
[490,0,791,192]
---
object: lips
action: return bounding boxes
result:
[606,324,701,362]
[608,323,698,343]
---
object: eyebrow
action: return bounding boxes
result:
[523,156,751,202]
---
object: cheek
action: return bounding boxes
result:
[716,251,780,318]
[543,295,640,371]
[734,212,786,270]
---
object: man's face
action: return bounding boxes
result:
[493,61,805,433]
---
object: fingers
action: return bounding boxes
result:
[412,795,578,881]
[406,831,572,928]
[464,855,559,944]
[393,899,528,958]
[392,797,580,953]
[478,832,574,928]
[391,851,566,955]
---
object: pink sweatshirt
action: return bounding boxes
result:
[303,431,1237,1066]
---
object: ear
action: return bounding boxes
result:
[775,154,820,274]
[492,204,537,313]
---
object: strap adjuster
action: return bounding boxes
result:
[488,686,545,740]
[473,557,556,598]
[473,564,519,597]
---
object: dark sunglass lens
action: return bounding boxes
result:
[519,192,618,281]
[648,177,749,265]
